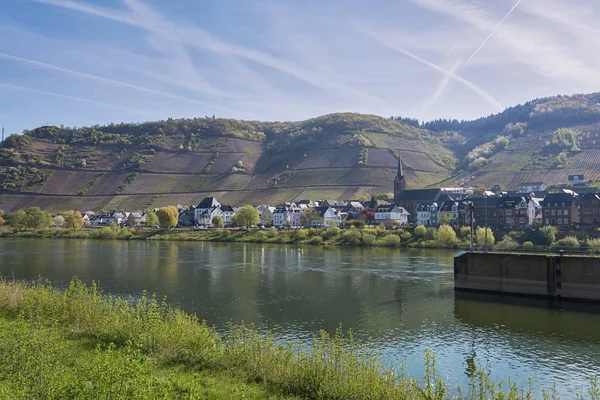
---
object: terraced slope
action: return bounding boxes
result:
[0,113,455,211]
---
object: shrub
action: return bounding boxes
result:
[586,238,600,252]
[435,225,458,248]
[400,232,412,242]
[266,227,278,238]
[382,234,400,247]
[414,225,427,237]
[323,227,341,239]
[306,235,323,245]
[459,226,471,239]
[425,227,437,240]
[495,236,518,250]
[342,230,361,245]
[295,229,308,240]
[522,241,534,248]
[555,236,580,248]
[361,233,376,246]
[475,227,495,247]
[534,226,556,246]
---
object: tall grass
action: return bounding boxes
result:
[0,278,598,399]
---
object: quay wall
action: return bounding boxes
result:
[454,252,600,302]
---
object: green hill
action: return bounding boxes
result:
[0,113,455,211]
[2,93,600,212]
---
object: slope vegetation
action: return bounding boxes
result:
[0,113,455,211]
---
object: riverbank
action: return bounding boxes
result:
[2,226,600,255]
[0,278,592,399]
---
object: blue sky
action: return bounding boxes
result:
[1,0,600,135]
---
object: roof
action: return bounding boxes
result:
[417,202,437,211]
[439,201,457,212]
[197,197,220,209]
[578,193,600,205]
[219,205,235,212]
[498,196,527,208]
[395,188,441,202]
[542,192,576,205]
[519,182,544,186]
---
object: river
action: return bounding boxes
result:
[1,238,599,395]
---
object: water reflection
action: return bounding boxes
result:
[1,239,599,395]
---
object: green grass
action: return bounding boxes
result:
[2,278,598,399]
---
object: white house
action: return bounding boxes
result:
[311,207,345,227]
[518,182,546,194]
[219,205,236,226]
[417,202,437,226]
[374,205,409,225]
[272,204,302,227]
[260,206,276,226]
[194,197,222,226]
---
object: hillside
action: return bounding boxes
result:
[3,92,600,212]
[0,113,455,212]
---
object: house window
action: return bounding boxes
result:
[584,208,592,214]
[519,218,525,224]
[545,218,550,225]
[564,209,568,216]
[557,218,562,225]
[506,217,512,224]
[563,218,569,225]
[551,219,556,225]
[545,210,549,216]
[594,208,599,214]
[551,210,556,216]
[506,210,512,216]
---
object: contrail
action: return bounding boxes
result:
[465,0,524,64]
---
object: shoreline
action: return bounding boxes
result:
[0,278,592,399]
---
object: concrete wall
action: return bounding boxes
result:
[454,252,600,302]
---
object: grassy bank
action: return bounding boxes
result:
[0,278,599,399]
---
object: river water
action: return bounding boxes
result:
[1,239,599,395]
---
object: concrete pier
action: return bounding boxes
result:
[454,252,600,303]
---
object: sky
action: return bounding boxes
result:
[1,0,600,135]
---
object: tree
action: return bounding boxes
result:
[414,225,427,237]
[126,213,137,227]
[54,215,65,228]
[0,216,5,226]
[61,210,84,230]
[233,205,259,229]
[535,226,556,246]
[156,206,179,229]
[212,215,224,228]
[301,208,321,227]
[146,211,159,227]
[475,227,495,247]
[435,224,459,248]
[9,207,52,230]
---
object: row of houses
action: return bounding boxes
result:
[412,190,600,229]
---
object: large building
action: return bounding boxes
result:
[393,159,443,224]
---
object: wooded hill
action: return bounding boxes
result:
[2,92,600,212]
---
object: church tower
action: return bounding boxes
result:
[393,158,406,205]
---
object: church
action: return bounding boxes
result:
[393,159,445,224]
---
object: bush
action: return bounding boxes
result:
[435,225,459,248]
[306,235,323,245]
[522,241,534,248]
[495,236,518,250]
[382,234,400,247]
[459,226,471,239]
[414,225,427,237]
[400,232,412,242]
[361,233,376,246]
[266,227,278,238]
[586,238,600,252]
[342,230,361,245]
[90,227,117,239]
[425,227,437,240]
[295,229,308,240]
[475,227,495,247]
[555,236,580,248]
[323,227,340,239]
[534,226,556,246]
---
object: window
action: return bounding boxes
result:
[519,218,525,224]
[557,218,562,225]
[594,208,599,214]
[545,218,550,225]
[545,210,549,216]
[563,218,569,225]
[584,208,592,214]
[506,210,512,215]
[506,217,512,224]
[564,209,568,216]
[551,210,556,216]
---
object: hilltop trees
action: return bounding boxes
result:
[156,206,179,229]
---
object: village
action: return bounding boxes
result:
[83,161,600,232]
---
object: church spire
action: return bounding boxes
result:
[397,158,403,178]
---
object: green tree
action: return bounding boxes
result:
[146,211,158,227]
[233,205,259,229]
[156,206,179,229]
[535,226,556,246]
[63,210,84,231]
[10,207,53,230]
[414,225,427,237]
[475,227,495,247]
[212,215,224,228]
[435,224,459,248]
[301,208,321,227]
